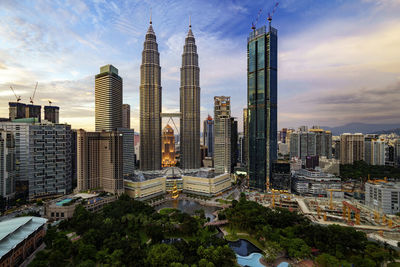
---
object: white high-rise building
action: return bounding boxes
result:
[214,96,231,174]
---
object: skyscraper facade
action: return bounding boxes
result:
[162,124,176,167]
[230,117,238,172]
[122,104,131,129]
[243,108,248,166]
[76,129,123,194]
[247,24,278,191]
[180,24,200,170]
[214,96,231,174]
[140,20,162,171]
[340,133,364,164]
[203,115,214,157]
[0,130,15,204]
[95,64,123,132]
[44,105,59,124]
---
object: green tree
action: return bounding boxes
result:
[315,253,340,267]
[146,244,184,267]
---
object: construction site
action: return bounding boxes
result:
[248,181,400,247]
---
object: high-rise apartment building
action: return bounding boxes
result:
[44,105,59,124]
[247,24,278,191]
[95,64,123,132]
[243,108,248,166]
[140,20,162,171]
[122,104,130,129]
[117,128,135,176]
[230,117,238,173]
[180,23,200,170]
[9,102,26,121]
[0,130,15,204]
[214,96,231,174]
[76,129,123,194]
[290,129,332,160]
[0,121,72,200]
[371,139,386,166]
[203,116,214,157]
[394,139,400,167]
[340,133,364,164]
[162,124,176,167]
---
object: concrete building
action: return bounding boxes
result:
[8,102,26,121]
[214,96,231,174]
[247,24,278,191]
[140,20,162,171]
[371,139,386,166]
[162,124,176,167]
[394,139,400,167]
[0,217,47,267]
[340,133,364,164]
[0,130,15,205]
[203,115,214,157]
[180,23,200,170]
[122,104,130,129]
[0,121,72,200]
[365,181,400,214]
[25,104,41,122]
[292,169,341,196]
[95,64,123,132]
[319,156,340,175]
[76,130,124,195]
[124,168,231,199]
[44,105,59,124]
[44,193,116,221]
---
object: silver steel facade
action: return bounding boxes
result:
[140,21,162,171]
[95,64,123,132]
[180,25,200,170]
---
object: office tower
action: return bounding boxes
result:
[0,122,72,200]
[340,133,364,164]
[243,108,248,166]
[117,128,135,175]
[25,104,41,122]
[44,105,59,123]
[140,19,162,171]
[9,102,26,120]
[180,23,200,170]
[122,104,131,129]
[238,133,245,165]
[162,125,176,167]
[203,115,214,157]
[247,23,278,191]
[230,117,238,172]
[95,64,123,132]
[214,96,231,174]
[76,129,123,194]
[0,130,15,205]
[371,139,386,165]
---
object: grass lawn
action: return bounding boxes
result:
[217,199,232,205]
[222,226,266,251]
[159,207,176,215]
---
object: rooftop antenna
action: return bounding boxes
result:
[9,86,21,102]
[150,7,152,24]
[30,82,38,105]
[189,15,191,28]
[251,8,262,31]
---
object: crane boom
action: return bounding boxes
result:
[251,8,263,30]
[30,82,38,104]
[268,1,279,22]
[9,86,21,102]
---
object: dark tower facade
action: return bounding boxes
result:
[180,23,200,169]
[140,20,162,171]
[247,24,278,191]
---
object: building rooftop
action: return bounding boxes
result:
[0,216,47,259]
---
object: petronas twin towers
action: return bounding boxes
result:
[140,18,200,171]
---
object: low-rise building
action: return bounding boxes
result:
[0,216,47,267]
[365,181,400,214]
[44,193,116,221]
[124,174,166,200]
[182,171,231,196]
[292,169,341,196]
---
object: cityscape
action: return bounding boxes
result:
[1,1,400,267]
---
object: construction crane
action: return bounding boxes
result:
[251,8,263,30]
[29,82,38,105]
[48,100,52,106]
[267,1,279,23]
[9,86,21,102]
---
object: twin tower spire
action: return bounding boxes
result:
[140,17,200,171]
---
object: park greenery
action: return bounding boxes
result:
[29,194,236,267]
[340,160,400,180]
[219,193,399,266]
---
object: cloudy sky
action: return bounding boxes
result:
[1,0,400,132]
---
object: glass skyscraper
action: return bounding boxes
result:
[247,24,278,191]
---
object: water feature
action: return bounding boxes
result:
[228,239,264,267]
[155,199,220,221]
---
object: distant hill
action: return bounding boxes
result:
[321,123,400,136]
[371,128,400,135]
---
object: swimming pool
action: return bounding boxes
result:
[56,198,73,206]
[277,262,289,267]
[236,252,264,267]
